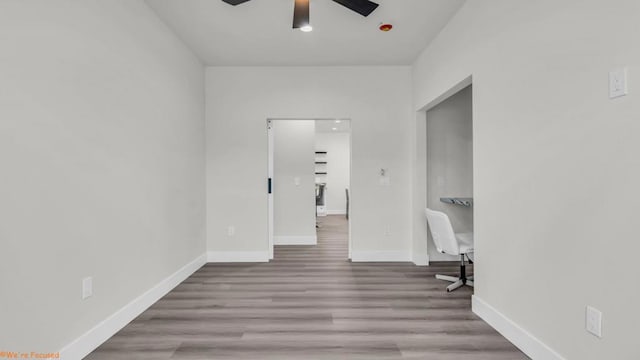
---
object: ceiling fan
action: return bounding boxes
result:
[221,0,379,31]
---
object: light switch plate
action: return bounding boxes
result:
[228,226,235,236]
[586,306,602,338]
[609,67,628,98]
[82,277,93,300]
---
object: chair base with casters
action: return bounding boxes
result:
[436,254,474,292]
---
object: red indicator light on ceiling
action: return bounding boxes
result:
[379,23,393,32]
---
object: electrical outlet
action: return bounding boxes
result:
[82,277,93,300]
[227,226,235,236]
[586,306,602,338]
[609,67,628,99]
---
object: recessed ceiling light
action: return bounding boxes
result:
[332,127,338,131]
[335,120,342,123]
[300,25,313,32]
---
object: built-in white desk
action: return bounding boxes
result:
[440,197,473,207]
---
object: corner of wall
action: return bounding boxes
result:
[59,254,207,359]
[472,296,567,360]
[412,252,429,266]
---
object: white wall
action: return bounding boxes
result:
[315,131,351,215]
[273,120,316,243]
[412,0,640,358]
[206,67,412,261]
[426,85,473,261]
[0,0,205,353]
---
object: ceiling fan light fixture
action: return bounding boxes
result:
[222,0,379,30]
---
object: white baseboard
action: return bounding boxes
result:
[274,235,317,245]
[207,251,269,263]
[59,253,207,360]
[412,252,429,266]
[351,251,411,262]
[472,296,566,360]
[428,252,460,262]
[326,210,347,215]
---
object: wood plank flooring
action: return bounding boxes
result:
[86,215,528,359]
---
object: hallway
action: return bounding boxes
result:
[87,215,526,359]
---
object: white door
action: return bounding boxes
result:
[267,120,274,259]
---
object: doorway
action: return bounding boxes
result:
[267,119,352,260]
[425,84,474,261]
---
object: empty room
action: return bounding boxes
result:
[1,1,638,359]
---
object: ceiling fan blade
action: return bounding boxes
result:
[221,0,252,5]
[293,0,310,29]
[332,0,378,17]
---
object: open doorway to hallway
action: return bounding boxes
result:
[267,119,351,261]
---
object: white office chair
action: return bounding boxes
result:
[425,208,474,292]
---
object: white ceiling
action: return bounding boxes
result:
[145,0,466,66]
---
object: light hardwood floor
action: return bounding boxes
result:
[86,215,528,359]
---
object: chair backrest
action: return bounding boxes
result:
[425,208,460,255]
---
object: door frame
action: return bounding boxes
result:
[267,119,275,259]
[267,118,352,260]
[414,75,473,265]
